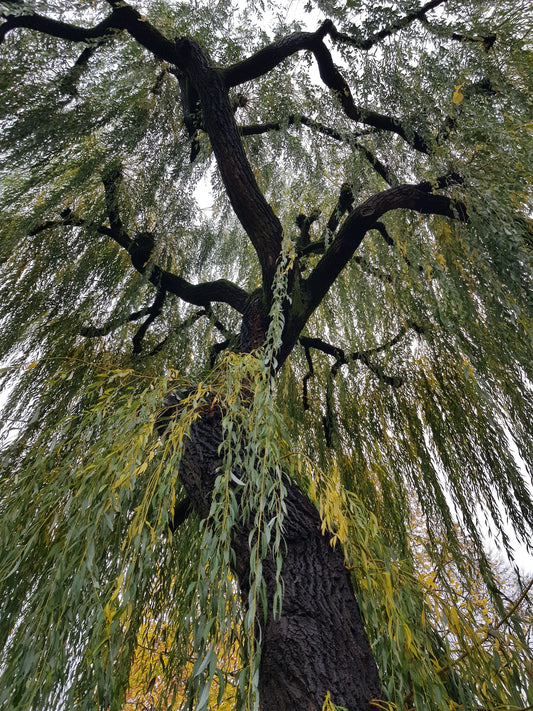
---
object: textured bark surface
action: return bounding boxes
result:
[256,483,381,711]
[178,405,382,711]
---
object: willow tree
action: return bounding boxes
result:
[1,0,532,709]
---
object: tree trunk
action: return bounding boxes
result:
[178,400,382,711]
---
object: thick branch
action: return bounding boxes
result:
[305,182,466,308]
[176,37,283,287]
[103,1,179,64]
[223,21,332,87]
[96,224,248,312]
[100,165,249,312]
[278,182,466,365]
[225,22,430,152]
[0,10,119,44]
[311,37,430,153]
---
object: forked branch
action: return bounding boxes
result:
[98,165,249,313]
[330,0,449,50]
[225,21,430,152]
[304,181,467,313]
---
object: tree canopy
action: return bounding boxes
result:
[0,1,532,710]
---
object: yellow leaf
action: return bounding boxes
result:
[104,602,116,624]
[26,361,38,370]
[137,461,148,475]
[452,84,464,104]
[449,605,460,632]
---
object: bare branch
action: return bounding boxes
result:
[420,17,497,51]
[81,307,153,338]
[300,328,409,389]
[241,115,397,185]
[240,114,375,143]
[60,42,107,95]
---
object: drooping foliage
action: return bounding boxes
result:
[0,1,532,710]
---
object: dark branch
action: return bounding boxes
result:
[327,183,355,234]
[81,307,153,338]
[241,115,396,185]
[101,164,249,313]
[278,180,466,364]
[420,17,497,51]
[168,496,193,533]
[132,288,167,354]
[29,211,246,313]
[302,344,315,411]
[296,209,321,251]
[311,36,430,153]
[0,10,119,44]
[304,180,467,311]
[299,184,354,260]
[60,43,106,95]
[225,22,430,152]
[300,329,410,387]
[240,114,375,143]
[175,69,203,162]
[175,36,283,288]
[102,233,248,312]
[330,0,449,50]
[223,21,332,87]
[103,2,179,64]
[355,143,399,187]
[208,339,233,369]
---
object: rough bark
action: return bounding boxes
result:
[177,401,382,711]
